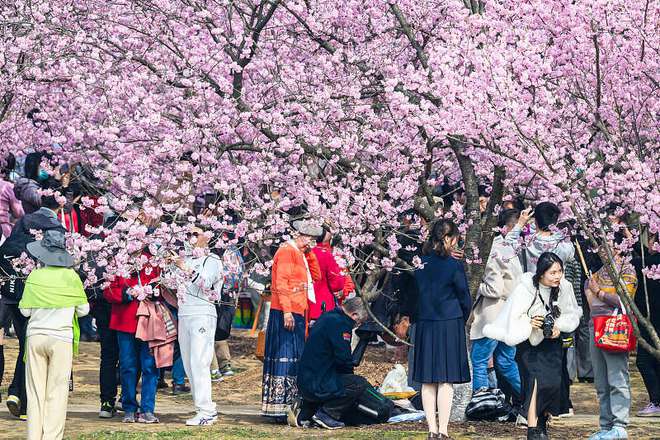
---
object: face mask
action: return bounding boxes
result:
[37,169,49,182]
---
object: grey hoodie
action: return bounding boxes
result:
[504,224,575,274]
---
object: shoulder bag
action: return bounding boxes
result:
[255,329,266,361]
[593,296,636,352]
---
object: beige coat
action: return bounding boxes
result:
[470,236,523,340]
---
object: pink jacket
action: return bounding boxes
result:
[0,180,24,238]
[135,300,178,368]
[309,243,347,320]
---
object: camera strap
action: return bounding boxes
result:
[537,290,551,314]
[526,287,551,317]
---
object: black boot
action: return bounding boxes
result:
[538,415,550,439]
[527,427,544,440]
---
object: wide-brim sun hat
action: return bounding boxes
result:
[26,229,75,268]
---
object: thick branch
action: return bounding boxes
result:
[354,276,412,347]
[388,3,429,70]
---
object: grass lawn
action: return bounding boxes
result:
[74,426,428,439]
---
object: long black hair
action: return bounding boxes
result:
[315,224,331,244]
[423,219,459,257]
[2,154,16,179]
[532,252,564,316]
[24,152,42,181]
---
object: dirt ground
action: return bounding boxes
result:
[0,330,658,439]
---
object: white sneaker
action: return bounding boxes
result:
[186,413,218,426]
[516,414,528,427]
[558,408,575,418]
[600,426,628,439]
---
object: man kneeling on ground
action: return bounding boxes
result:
[290,297,369,429]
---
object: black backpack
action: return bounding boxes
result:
[0,235,28,303]
[0,212,66,303]
[343,384,394,426]
[465,388,512,421]
[0,254,25,303]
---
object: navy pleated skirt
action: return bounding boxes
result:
[261,309,306,417]
[412,318,471,384]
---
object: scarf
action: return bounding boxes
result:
[19,266,88,355]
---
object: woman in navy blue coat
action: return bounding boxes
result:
[413,219,472,439]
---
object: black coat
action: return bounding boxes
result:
[0,207,66,305]
[2,207,65,258]
[298,308,355,401]
[393,229,423,321]
[633,246,660,332]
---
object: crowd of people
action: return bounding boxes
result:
[0,152,658,440]
[407,202,658,440]
[256,196,659,440]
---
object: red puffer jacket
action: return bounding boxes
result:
[309,243,348,320]
[103,258,161,334]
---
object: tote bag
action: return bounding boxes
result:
[593,298,636,353]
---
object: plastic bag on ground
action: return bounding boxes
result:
[379,364,415,394]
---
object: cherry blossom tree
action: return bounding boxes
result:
[1,0,658,363]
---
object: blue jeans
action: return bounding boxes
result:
[172,355,185,385]
[168,306,186,385]
[471,337,521,394]
[79,315,97,339]
[117,331,159,414]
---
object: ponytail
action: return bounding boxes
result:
[423,219,459,257]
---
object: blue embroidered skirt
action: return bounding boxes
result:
[261,309,306,417]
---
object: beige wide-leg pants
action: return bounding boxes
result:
[26,335,73,440]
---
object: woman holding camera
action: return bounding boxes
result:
[484,252,582,439]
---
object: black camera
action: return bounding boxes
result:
[542,313,556,338]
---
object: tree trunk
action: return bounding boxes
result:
[449,140,482,293]
[449,142,506,420]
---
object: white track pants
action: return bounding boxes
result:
[179,315,217,417]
